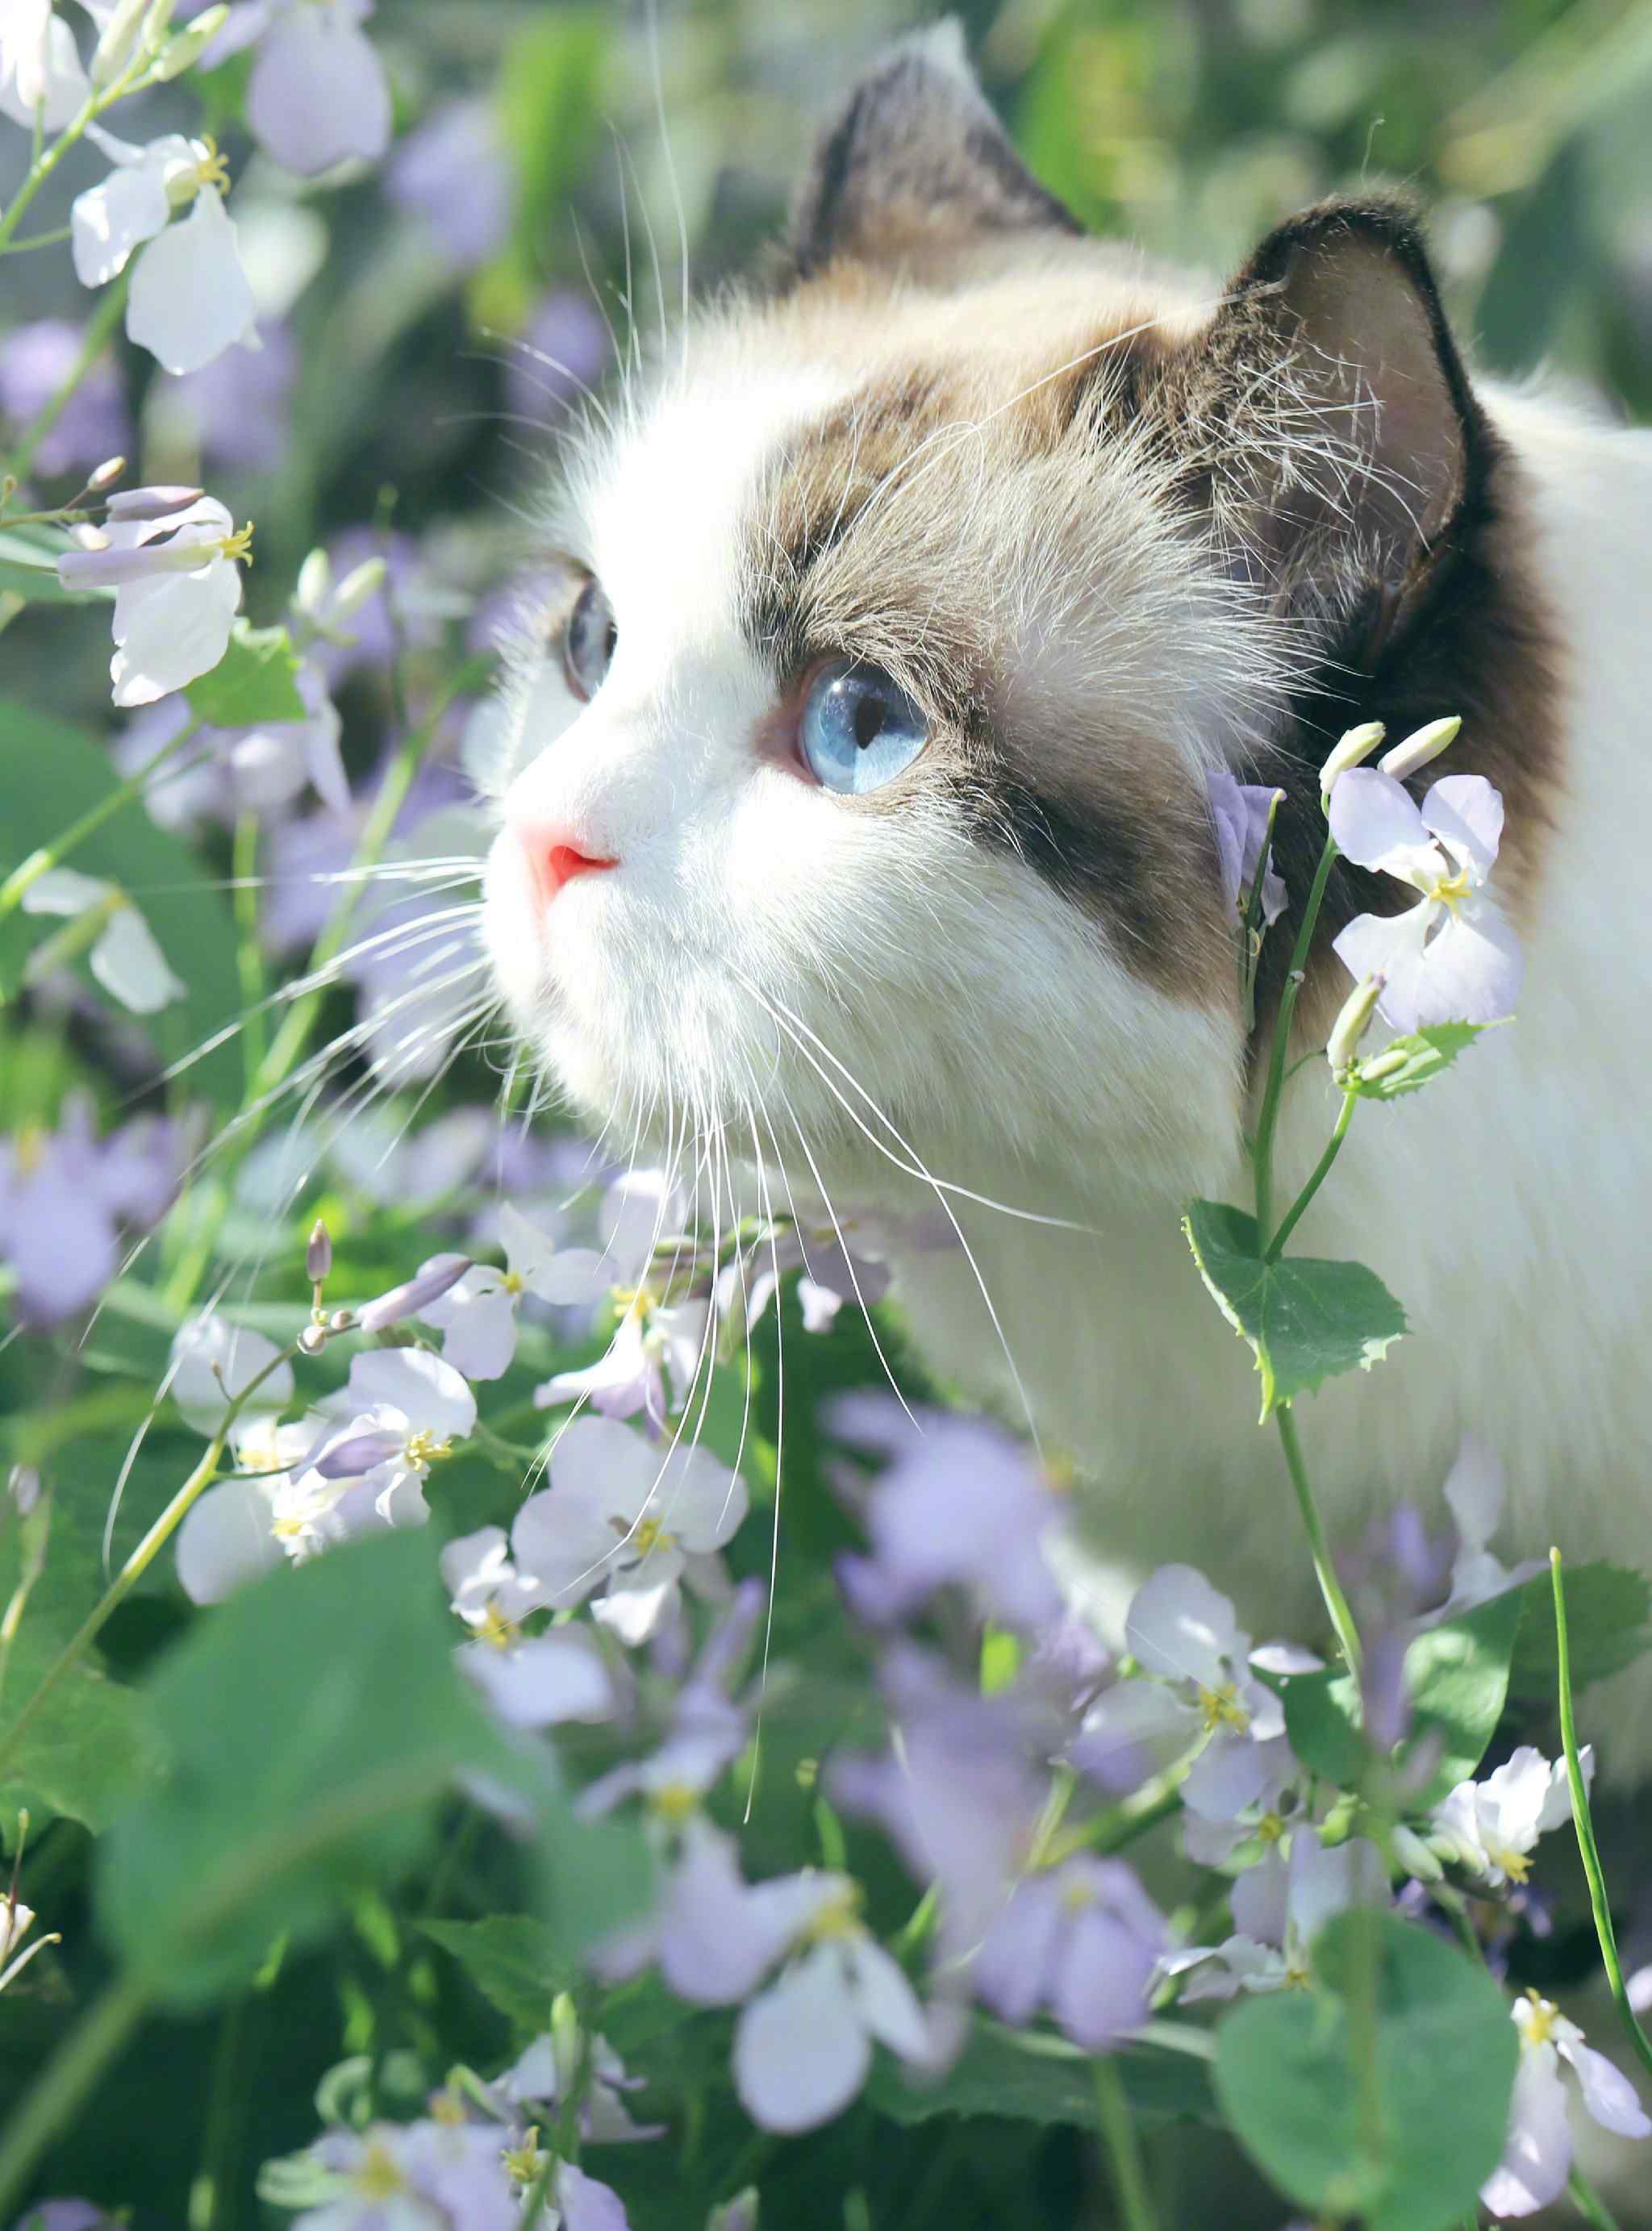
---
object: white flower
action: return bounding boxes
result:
[234,0,392,177]
[168,1312,294,1436]
[308,1347,476,1525]
[173,1410,351,1602]
[511,1414,747,1646]
[1162,1831,1386,2000]
[436,1523,617,1730]
[419,1203,613,1380]
[1075,1564,1286,1809]
[71,126,257,374]
[0,1888,55,1995]
[1481,1992,1651,2218]
[19,865,185,1013]
[1329,769,1523,1031]
[1430,1436,1544,1618]
[536,1294,710,1432]
[732,1882,932,2134]
[0,0,90,127]
[1429,1745,1592,1890]
[58,491,250,706]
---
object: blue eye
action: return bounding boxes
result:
[799,659,929,794]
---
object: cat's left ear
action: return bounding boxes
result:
[1186,199,1491,630]
[786,19,1078,282]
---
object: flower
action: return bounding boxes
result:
[58,490,250,704]
[719,1204,953,1337]
[971,1855,1168,2049]
[1429,1746,1592,1890]
[536,1295,709,1432]
[1480,1992,1651,2218]
[307,1348,476,1525]
[511,1416,747,1646]
[0,1,88,128]
[386,99,514,269]
[578,1580,761,1818]
[1208,770,1285,925]
[439,1525,619,1731]
[828,1396,1066,1632]
[419,1203,612,1379]
[1162,1831,1386,2000]
[1073,1564,1285,1813]
[732,1880,932,2133]
[211,0,391,177]
[19,865,185,1013]
[169,1312,294,1434]
[0,320,130,479]
[495,2030,662,2146]
[72,127,257,375]
[1,1099,189,1324]
[0,1887,56,1995]
[1179,1733,1303,1867]
[293,2116,519,2231]
[1328,769,1523,1030]
[1430,1436,1544,1619]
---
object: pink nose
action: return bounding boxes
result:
[518,825,618,908]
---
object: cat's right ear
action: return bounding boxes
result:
[784,19,1078,284]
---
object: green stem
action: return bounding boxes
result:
[0,223,73,256]
[1091,2054,1158,2231]
[189,1995,252,2231]
[1551,1549,1652,2083]
[0,1970,151,2212]
[232,813,268,1095]
[0,717,204,922]
[1277,1403,1362,1674]
[1568,2166,1622,2229]
[1252,830,1339,1240]
[0,88,102,254]
[1266,1087,1358,1260]
[5,275,128,485]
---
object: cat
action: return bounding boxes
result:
[478,21,1652,1762]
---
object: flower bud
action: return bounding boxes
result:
[707,2194,760,2231]
[294,547,332,618]
[84,454,127,495]
[329,1307,356,1332]
[1378,715,1462,783]
[306,1219,332,1283]
[103,484,203,523]
[356,1256,471,1334]
[297,1323,327,1355]
[311,1428,404,1481]
[329,555,386,625]
[1319,722,1386,803]
[7,1466,40,1516]
[1391,1824,1444,1884]
[149,3,228,80]
[1358,1047,1408,1083]
[91,0,163,84]
[1327,974,1385,1077]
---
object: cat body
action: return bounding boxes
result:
[481,25,1652,1745]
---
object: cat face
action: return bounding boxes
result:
[481,23,1509,1207]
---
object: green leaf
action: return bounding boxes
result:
[1183,1201,1408,1420]
[1353,1023,1491,1099]
[97,1531,647,2008]
[1277,1662,1369,1788]
[0,528,109,606]
[183,619,306,726]
[1216,1912,1517,2231]
[0,1623,154,1835]
[0,701,244,1106]
[1508,1558,1652,1703]
[868,2015,1219,2129]
[420,1916,570,2032]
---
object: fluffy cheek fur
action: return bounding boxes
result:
[482,651,1244,1201]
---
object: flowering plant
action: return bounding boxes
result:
[1,9,1650,2231]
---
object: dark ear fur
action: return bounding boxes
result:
[785,19,1078,284]
[1174,198,1491,642]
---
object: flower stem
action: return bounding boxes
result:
[1266,1086,1358,1261]
[1276,1403,1362,1674]
[1568,2166,1622,2229]
[0,717,205,924]
[1550,1549,1652,2083]
[4,273,128,486]
[1091,2054,1158,2231]
[0,1969,151,2213]
[1252,830,1339,1241]
[232,813,268,1095]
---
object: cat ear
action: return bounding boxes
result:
[1187,200,1488,630]
[786,19,1079,282]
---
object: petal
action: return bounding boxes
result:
[1326,766,1427,873]
[1333,904,1436,1032]
[1480,2049,1574,2217]
[1229,1848,1290,1949]
[511,1486,628,1608]
[591,1574,680,1647]
[110,560,242,707]
[432,1284,519,1382]
[1288,1834,1383,1944]
[1535,1748,1590,1837]
[1441,1432,1505,1554]
[246,12,391,174]
[549,1412,657,1524]
[17,865,112,919]
[555,2163,631,2231]
[90,903,186,1014]
[657,1820,799,2005]
[1560,2037,1652,2140]
[439,1524,510,1608]
[1412,902,1524,1028]
[71,159,172,288]
[651,1442,748,1553]
[973,1879,1064,2027]
[175,1478,282,1603]
[1125,1564,1241,1692]
[459,1633,617,1731]
[1181,1731,1274,1822]
[344,1345,475,1441]
[1422,774,1503,882]
[169,1314,293,1435]
[1053,1908,1159,2048]
[733,1948,871,2134]
[126,190,258,375]
[849,1938,931,2062]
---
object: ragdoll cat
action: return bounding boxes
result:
[478,23,1652,1755]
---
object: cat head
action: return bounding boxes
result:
[480,20,1507,1211]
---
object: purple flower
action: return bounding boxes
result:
[167,322,298,473]
[386,101,514,269]
[579,1579,761,1817]
[1481,1993,1651,2218]
[10,2208,114,2231]
[828,1396,1066,1633]
[419,1203,612,1379]
[211,0,392,178]
[504,290,612,426]
[309,1347,476,1525]
[972,1855,1167,2049]
[1329,769,1522,1029]
[0,321,130,480]
[495,2030,662,2146]
[295,2116,518,2231]
[1208,769,1286,925]
[0,1099,190,1325]
[1162,1832,1386,2000]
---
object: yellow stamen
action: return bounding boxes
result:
[1196,1682,1251,1735]
[429,2086,467,2126]
[502,2128,547,2187]
[503,1270,525,1296]
[475,1602,516,1651]
[1257,1811,1286,1846]
[1061,1874,1095,1915]
[802,1887,864,1945]
[217,520,254,566]
[1489,1844,1532,1884]
[193,136,231,194]
[13,1124,45,1177]
[1522,1990,1559,2046]
[632,1517,674,1558]
[649,1780,698,1824]
[350,2141,408,2200]
[403,1429,453,1467]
